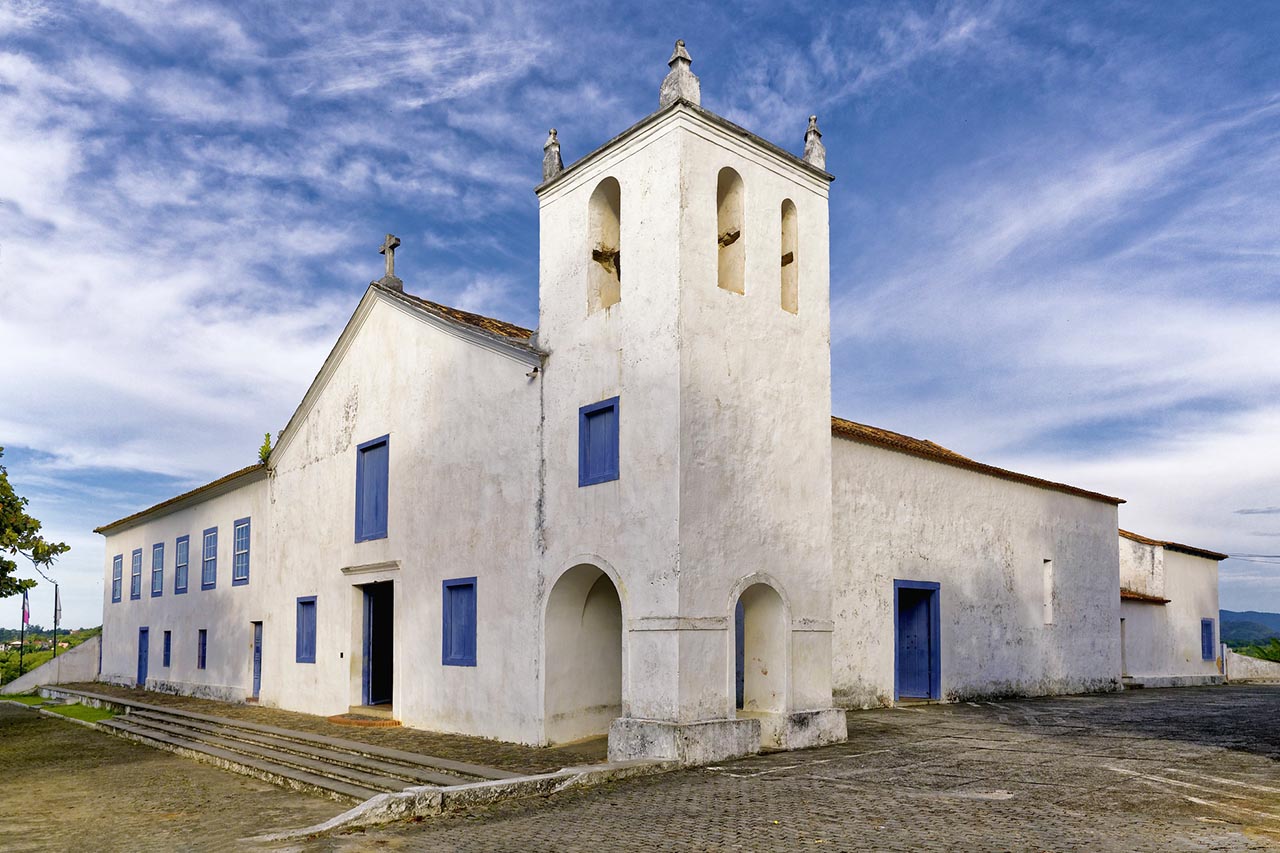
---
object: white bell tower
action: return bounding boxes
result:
[535,41,846,763]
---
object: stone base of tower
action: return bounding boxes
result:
[607,708,848,765]
[756,708,848,751]
[607,717,760,766]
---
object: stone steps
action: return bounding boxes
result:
[101,718,384,803]
[43,686,519,805]
[126,709,475,787]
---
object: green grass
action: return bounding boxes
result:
[46,703,115,722]
[3,695,46,706]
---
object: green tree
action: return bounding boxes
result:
[0,447,70,597]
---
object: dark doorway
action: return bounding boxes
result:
[734,599,745,710]
[251,622,263,699]
[362,582,394,706]
[894,580,940,700]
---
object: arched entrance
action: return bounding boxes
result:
[733,582,787,716]
[544,564,623,744]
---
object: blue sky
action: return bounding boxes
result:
[2,0,1278,628]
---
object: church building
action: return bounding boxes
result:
[98,43,1180,765]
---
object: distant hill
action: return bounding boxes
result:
[1221,610,1280,645]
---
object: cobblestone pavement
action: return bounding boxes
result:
[62,682,605,773]
[0,702,341,852]
[299,686,1280,852]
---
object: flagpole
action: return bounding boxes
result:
[18,592,26,676]
[52,583,59,660]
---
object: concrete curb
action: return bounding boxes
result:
[248,758,677,842]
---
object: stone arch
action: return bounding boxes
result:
[716,167,745,294]
[588,177,622,312]
[543,560,625,744]
[727,574,790,719]
[780,198,798,313]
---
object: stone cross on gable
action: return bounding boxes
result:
[379,234,401,278]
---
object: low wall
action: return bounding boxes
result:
[1224,647,1280,682]
[1,635,101,694]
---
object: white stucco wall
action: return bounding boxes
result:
[831,437,1122,707]
[2,634,100,694]
[100,475,268,701]
[1119,543,1220,681]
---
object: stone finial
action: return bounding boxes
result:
[659,39,701,108]
[376,233,403,291]
[542,129,564,182]
[803,114,826,170]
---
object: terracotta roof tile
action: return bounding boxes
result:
[95,463,268,535]
[377,283,534,344]
[831,416,1124,505]
[1120,587,1170,605]
[1119,529,1228,562]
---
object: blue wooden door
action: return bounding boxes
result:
[734,599,745,709]
[252,622,263,698]
[896,591,932,698]
[137,628,149,686]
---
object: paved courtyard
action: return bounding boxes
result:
[304,685,1280,852]
[3,686,1279,851]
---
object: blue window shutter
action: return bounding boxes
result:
[202,527,218,589]
[175,536,189,594]
[163,631,171,667]
[356,436,390,542]
[442,578,477,666]
[579,397,620,486]
[130,549,142,600]
[296,597,317,663]
[151,543,164,597]
[232,518,250,586]
[197,629,207,670]
[1201,619,1215,661]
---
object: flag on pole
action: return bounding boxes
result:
[54,586,61,627]
[21,590,29,627]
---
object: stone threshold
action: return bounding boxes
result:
[248,757,678,842]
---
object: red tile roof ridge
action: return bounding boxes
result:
[831,415,1124,505]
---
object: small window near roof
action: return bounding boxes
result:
[717,167,745,294]
[442,578,477,666]
[175,536,189,594]
[579,397,620,486]
[356,436,390,542]
[151,543,164,597]
[201,527,217,590]
[232,518,250,586]
[112,555,123,603]
[130,549,142,600]
[780,199,798,313]
[588,177,622,312]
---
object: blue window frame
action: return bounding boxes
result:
[355,435,390,542]
[1201,618,1216,661]
[442,577,477,666]
[130,549,142,600]
[232,517,251,586]
[197,629,208,670]
[151,543,164,597]
[111,555,123,603]
[175,535,189,594]
[162,630,171,667]
[578,397,620,486]
[296,596,317,664]
[201,527,217,590]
